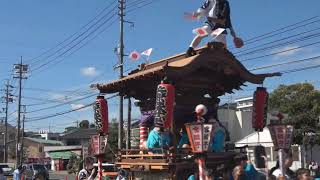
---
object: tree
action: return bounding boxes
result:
[79,120,89,129]
[67,155,81,174]
[268,83,320,145]
[108,118,119,152]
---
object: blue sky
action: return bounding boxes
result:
[1,0,320,132]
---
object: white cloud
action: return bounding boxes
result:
[49,93,70,103]
[273,45,301,57]
[70,103,90,111]
[81,67,99,77]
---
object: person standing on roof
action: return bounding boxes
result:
[185,0,243,57]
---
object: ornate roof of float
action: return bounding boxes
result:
[97,43,280,99]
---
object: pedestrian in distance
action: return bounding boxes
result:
[296,168,311,180]
[0,168,6,180]
[13,165,24,180]
[78,157,97,180]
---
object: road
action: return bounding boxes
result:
[49,171,76,180]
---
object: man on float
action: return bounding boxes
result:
[186,0,242,57]
[208,117,226,152]
[147,121,172,153]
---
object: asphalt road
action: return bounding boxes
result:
[49,171,76,180]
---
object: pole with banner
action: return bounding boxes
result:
[93,95,109,180]
[185,104,214,180]
[268,113,294,179]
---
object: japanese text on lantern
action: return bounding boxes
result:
[154,85,168,126]
[191,125,203,152]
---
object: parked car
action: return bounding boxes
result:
[22,164,49,180]
[0,164,13,176]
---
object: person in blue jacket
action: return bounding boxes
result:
[208,118,226,152]
[147,122,172,153]
[177,128,190,149]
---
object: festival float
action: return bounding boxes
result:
[93,42,281,179]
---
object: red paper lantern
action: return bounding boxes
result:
[252,87,268,131]
[94,96,109,135]
[154,83,175,128]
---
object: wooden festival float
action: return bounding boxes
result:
[94,42,281,179]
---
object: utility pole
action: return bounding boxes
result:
[118,0,125,150]
[2,80,14,163]
[126,97,131,149]
[20,105,26,164]
[13,57,28,167]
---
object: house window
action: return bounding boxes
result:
[39,146,43,153]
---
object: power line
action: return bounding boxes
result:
[241,40,320,62]
[243,16,319,45]
[26,93,98,114]
[23,87,91,94]
[29,10,118,75]
[27,0,118,65]
[281,64,320,74]
[236,30,320,57]
[25,94,118,122]
[234,26,320,55]
[126,0,157,14]
[249,55,320,71]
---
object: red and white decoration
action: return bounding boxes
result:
[185,123,214,153]
[129,48,153,61]
[141,48,153,57]
[268,124,294,150]
[139,125,148,149]
[129,51,141,61]
[197,158,206,180]
[211,28,225,38]
[154,83,175,128]
[94,96,109,135]
[89,135,106,155]
[252,87,269,131]
[193,27,209,37]
[195,104,208,122]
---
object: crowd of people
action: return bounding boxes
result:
[183,151,320,180]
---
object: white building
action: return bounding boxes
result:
[234,97,254,112]
[218,97,305,170]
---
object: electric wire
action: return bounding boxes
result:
[25,94,118,122]
[27,0,118,65]
[241,40,320,62]
[26,93,98,114]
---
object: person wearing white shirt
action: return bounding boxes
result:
[271,153,294,180]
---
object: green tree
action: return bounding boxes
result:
[268,83,320,145]
[79,120,89,129]
[108,118,119,152]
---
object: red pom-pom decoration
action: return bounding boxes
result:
[233,37,244,48]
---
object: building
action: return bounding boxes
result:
[60,128,97,146]
[44,145,82,171]
[0,122,16,163]
[218,98,306,170]
[235,96,253,112]
[24,137,64,160]
[30,130,60,140]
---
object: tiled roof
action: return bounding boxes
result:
[48,151,78,159]
[25,137,64,145]
[61,128,98,139]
